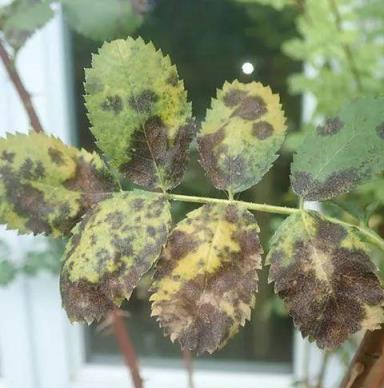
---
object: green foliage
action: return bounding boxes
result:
[0,132,117,236]
[61,190,171,323]
[85,37,196,191]
[151,203,262,353]
[198,80,286,193]
[0,0,53,51]
[267,210,384,349]
[291,97,384,201]
[61,0,143,41]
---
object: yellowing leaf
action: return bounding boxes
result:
[150,203,262,354]
[198,80,286,193]
[0,132,117,237]
[60,190,171,323]
[267,210,384,349]
[85,37,196,191]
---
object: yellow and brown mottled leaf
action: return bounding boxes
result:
[150,203,262,354]
[198,80,287,193]
[60,190,171,323]
[85,37,196,191]
[0,132,117,237]
[267,211,384,349]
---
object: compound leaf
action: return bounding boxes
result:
[291,97,384,201]
[150,203,262,354]
[0,132,117,237]
[198,80,287,193]
[61,190,171,323]
[61,0,144,42]
[267,210,384,349]
[85,37,196,191]
[0,0,53,51]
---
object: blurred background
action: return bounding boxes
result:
[0,0,383,387]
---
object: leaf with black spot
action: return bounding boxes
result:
[291,97,384,201]
[61,0,147,42]
[150,203,262,354]
[198,80,287,193]
[0,132,117,236]
[60,190,171,323]
[85,37,196,191]
[267,210,384,349]
[0,0,53,51]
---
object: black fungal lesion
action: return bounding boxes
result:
[100,95,123,115]
[131,198,145,211]
[223,88,248,107]
[376,122,384,139]
[121,117,197,190]
[316,117,344,136]
[231,95,267,121]
[269,213,384,349]
[48,147,65,166]
[1,150,15,163]
[291,169,360,201]
[105,210,124,229]
[128,89,158,114]
[166,71,178,86]
[252,121,274,140]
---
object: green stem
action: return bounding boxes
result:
[165,193,300,215]
[163,193,384,251]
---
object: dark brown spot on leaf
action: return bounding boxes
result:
[129,89,158,114]
[223,88,248,107]
[101,95,123,115]
[376,123,384,139]
[166,71,178,86]
[252,121,274,140]
[231,96,267,120]
[291,169,360,201]
[316,117,344,136]
[1,150,15,163]
[48,147,65,166]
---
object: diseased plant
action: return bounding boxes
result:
[0,35,384,365]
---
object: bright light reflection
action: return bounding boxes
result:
[242,62,254,75]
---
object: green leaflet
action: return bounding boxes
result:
[267,210,384,349]
[0,0,53,51]
[198,81,287,193]
[60,190,171,323]
[85,37,196,191]
[60,0,143,42]
[291,98,384,201]
[151,203,262,354]
[0,132,117,237]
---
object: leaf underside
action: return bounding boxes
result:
[61,190,171,323]
[85,37,196,191]
[0,132,117,237]
[267,210,384,349]
[151,203,262,354]
[0,0,53,51]
[198,80,287,193]
[291,97,384,201]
